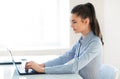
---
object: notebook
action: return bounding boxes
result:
[8,48,45,75]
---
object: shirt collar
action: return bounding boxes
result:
[79,31,95,46]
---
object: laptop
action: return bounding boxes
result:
[7,48,45,75]
[0,48,21,65]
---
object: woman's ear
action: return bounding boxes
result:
[83,18,90,25]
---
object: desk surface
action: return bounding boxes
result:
[0,55,83,79]
[0,65,82,79]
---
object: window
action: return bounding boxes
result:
[0,0,70,50]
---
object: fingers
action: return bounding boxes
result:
[25,61,33,69]
[25,61,45,73]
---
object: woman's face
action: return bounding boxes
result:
[71,14,89,34]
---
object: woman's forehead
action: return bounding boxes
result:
[71,14,82,20]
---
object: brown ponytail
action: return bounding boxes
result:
[71,2,104,45]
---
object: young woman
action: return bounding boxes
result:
[25,2,104,79]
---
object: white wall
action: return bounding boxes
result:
[104,0,120,68]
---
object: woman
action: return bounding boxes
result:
[25,2,104,79]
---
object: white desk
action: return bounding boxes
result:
[0,55,83,79]
[0,65,82,79]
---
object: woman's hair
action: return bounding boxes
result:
[71,2,104,45]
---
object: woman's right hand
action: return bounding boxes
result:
[25,61,45,73]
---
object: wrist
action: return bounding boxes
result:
[38,67,45,73]
[39,63,45,67]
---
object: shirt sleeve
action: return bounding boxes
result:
[45,40,102,74]
[44,42,78,67]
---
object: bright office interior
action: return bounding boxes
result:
[0,0,120,71]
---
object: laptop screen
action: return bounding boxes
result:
[0,48,21,65]
[7,48,45,75]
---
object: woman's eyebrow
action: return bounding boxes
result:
[71,19,75,22]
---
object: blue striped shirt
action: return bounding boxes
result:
[44,31,103,79]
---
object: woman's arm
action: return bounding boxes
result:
[25,42,78,73]
[44,40,102,74]
[44,43,78,67]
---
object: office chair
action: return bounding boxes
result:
[99,64,119,79]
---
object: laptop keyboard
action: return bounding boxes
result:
[17,65,26,73]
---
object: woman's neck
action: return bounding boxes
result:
[81,29,91,38]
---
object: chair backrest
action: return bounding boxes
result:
[100,64,119,79]
[115,70,120,79]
